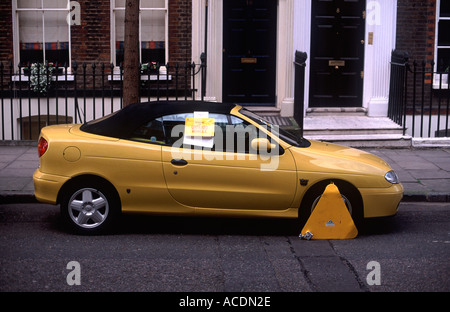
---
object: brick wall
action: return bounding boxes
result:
[395,0,447,114]
[0,1,13,65]
[396,0,436,67]
[71,0,111,64]
[70,0,192,65]
[169,0,192,65]
[0,0,192,67]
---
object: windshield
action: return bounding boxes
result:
[239,108,310,148]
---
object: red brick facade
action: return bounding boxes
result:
[396,0,437,67]
[71,0,111,63]
[0,1,440,69]
[0,1,13,65]
[168,0,192,64]
[0,0,192,67]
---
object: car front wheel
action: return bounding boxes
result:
[298,181,363,232]
[61,181,120,235]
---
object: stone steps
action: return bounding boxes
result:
[302,115,411,147]
[246,107,413,148]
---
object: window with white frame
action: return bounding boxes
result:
[436,0,450,73]
[112,0,168,70]
[14,0,71,71]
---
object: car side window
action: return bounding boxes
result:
[163,113,230,149]
[126,112,282,156]
[127,113,190,145]
[225,115,282,155]
[223,115,257,153]
[128,117,166,144]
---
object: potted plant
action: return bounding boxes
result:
[141,61,159,75]
[29,62,55,93]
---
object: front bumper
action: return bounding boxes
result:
[360,183,404,218]
[33,169,69,204]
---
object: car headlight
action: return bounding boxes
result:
[385,170,400,184]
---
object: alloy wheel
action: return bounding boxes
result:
[67,188,109,229]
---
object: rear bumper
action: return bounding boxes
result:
[360,184,404,218]
[33,169,69,204]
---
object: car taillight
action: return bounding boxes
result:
[38,137,48,157]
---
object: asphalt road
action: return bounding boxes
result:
[0,202,449,298]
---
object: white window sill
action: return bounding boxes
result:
[433,74,449,90]
[12,75,75,82]
[433,83,449,90]
[107,74,172,81]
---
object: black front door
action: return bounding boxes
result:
[223,0,277,106]
[309,0,366,107]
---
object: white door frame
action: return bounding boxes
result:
[192,0,397,117]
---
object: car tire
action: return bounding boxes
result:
[60,180,120,235]
[298,180,363,233]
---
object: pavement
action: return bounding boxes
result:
[0,142,449,204]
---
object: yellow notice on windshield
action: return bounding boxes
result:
[185,117,215,137]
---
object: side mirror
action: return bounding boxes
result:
[251,138,276,153]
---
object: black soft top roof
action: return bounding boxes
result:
[80,101,237,138]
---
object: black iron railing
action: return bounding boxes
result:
[388,50,449,138]
[293,51,307,138]
[0,58,205,141]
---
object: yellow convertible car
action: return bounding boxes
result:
[33,101,403,234]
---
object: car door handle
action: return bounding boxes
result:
[171,159,188,166]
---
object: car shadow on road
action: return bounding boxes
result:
[117,214,300,236]
[116,213,401,237]
[45,206,402,237]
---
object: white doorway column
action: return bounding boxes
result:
[277,0,295,117]
[292,0,312,117]
[192,0,223,102]
[363,0,398,117]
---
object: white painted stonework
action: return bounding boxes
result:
[191,0,397,118]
